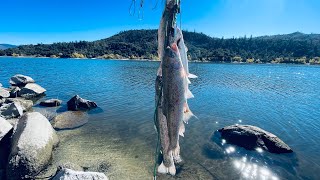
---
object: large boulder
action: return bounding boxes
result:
[6,112,59,180]
[0,117,13,141]
[0,102,24,119]
[52,111,89,130]
[53,168,108,180]
[67,95,97,111]
[18,83,46,98]
[0,98,5,106]
[40,99,62,107]
[8,86,21,98]
[9,74,35,86]
[0,117,13,176]
[218,125,292,153]
[6,98,33,112]
[0,87,10,98]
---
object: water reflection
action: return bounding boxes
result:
[233,158,279,180]
[219,135,279,180]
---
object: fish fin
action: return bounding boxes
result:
[186,77,191,84]
[168,163,176,175]
[185,45,188,52]
[185,89,194,99]
[154,125,158,133]
[172,144,182,163]
[179,122,185,137]
[188,73,198,79]
[174,155,183,164]
[158,162,168,174]
[183,104,195,124]
[173,144,180,157]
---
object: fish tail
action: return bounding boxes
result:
[158,162,168,174]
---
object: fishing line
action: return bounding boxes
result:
[129,0,136,16]
[152,0,160,10]
[138,0,145,20]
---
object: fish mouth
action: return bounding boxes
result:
[170,43,179,52]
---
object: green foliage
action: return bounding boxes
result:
[1,30,320,64]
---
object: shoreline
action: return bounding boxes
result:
[1,56,319,65]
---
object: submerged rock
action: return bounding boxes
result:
[0,102,24,119]
[67,95,97,111]
[218,125,292,153]
[7,112,59,180]
[9,74,35,86]
[0,117,13,141]
[18,83,46,98]
[5,98,33,112]
[53,168,108,180]
[0,87,10,98]
[40,99,62,107]
[37,109,57,121]
[52,111,89,130]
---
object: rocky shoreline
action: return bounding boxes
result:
[0,74,106,180]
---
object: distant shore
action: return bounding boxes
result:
[1,55,320,65]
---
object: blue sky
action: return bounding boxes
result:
[0,0,319,45]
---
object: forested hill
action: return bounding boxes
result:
[1,30,320,64]
[0,44,16,50]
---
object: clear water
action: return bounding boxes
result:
[0,57,319,180]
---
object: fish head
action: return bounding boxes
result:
[164,43,183,70]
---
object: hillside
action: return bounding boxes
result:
[1,30,320,64]
[0,44,16,50]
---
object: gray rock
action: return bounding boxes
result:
[6,112,59,180]
[0,87,10,98]
[0,98,5,106]
[9,74,35,86]
[53,168,108,180]
[0,102,23,119]
[6,118,19,127]
[40,99,62,107]
[18,83,46,98]
[6,98,33,112]
[0,117,13,141]
[8,86,21,98]
[218,125,293,153]
[67,95,97,111]
[52,111,89,130]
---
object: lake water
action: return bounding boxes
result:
[0,57,319,180]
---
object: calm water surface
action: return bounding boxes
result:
[0,57,319,179]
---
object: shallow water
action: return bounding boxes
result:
[1,57,320,179]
